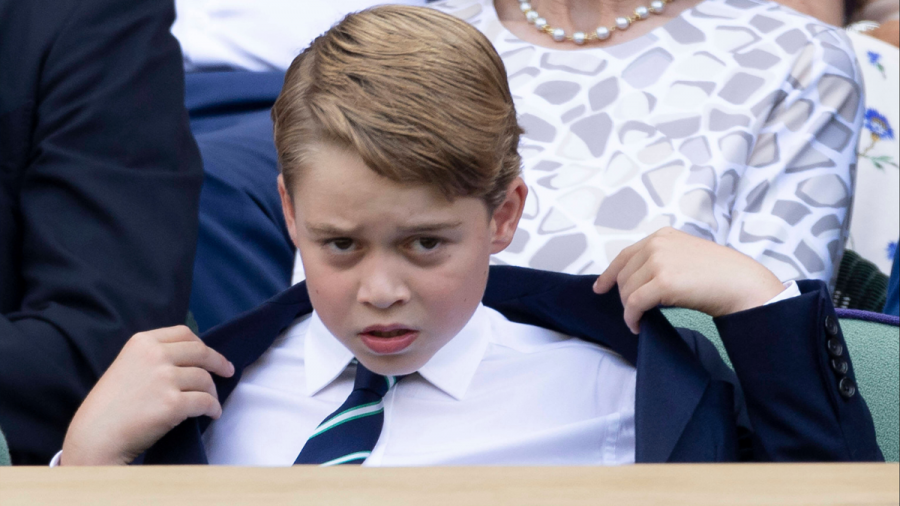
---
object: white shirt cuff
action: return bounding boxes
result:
[763,280,801,306]
[49,450,63,467]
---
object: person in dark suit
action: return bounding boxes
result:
[56,6,882,466]
[0,0,203,464]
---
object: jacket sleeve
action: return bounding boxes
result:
[0,0,203,464]
[713,280,883,461]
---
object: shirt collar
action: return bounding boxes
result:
[304,304,492,401]
[416,303,491,401]
[304,312,355,397]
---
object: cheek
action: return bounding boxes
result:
[416,247,491,335]
[305,267,355,332]
[297,241,350,307]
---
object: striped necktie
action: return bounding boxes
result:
[294,362,403,466]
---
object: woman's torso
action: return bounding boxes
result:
[431,0,863,284]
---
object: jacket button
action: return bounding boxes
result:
[839,377,857,399]
[827,338,844,357]
[825,315,840,337]
[831,359,849,375]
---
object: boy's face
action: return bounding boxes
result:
[278,143,526,376]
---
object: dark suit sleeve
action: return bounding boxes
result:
[0,0,202,464]
[713,281,883,461]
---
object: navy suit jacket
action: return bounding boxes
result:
[0,0,202,464]
[143,266,883,464]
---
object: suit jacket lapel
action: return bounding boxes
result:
[482,266,638,363]
[204,283,313,428]
[483,266,711,463]
[633,309,710,462]
[142,282,312,465]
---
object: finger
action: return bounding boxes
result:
[613,243,653,296]
[595,249,632,294]
[174,367,218,399]
[617,262,655,310]
[594,238,646,294]
[622,280,662,335]
[166,341,234,378]
[152,325,201,344]
[178,392,224,420]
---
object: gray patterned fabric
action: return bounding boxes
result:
[431,0,864,284]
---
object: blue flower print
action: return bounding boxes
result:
[865,109,894,140]
[867,50,887,78]
[859,109,899,169]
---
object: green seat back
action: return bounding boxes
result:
[0,426,9,466]
[833,250,889,312]
[662,308,900,462]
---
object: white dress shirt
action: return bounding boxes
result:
[203,304,638,466]
[172,0,429,71]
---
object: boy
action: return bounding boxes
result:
[58,6,881,466]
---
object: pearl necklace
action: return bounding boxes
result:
[518,0,673,44]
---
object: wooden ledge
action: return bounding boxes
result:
[1,463,898,506]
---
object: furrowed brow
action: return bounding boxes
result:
[305,223,357,236]
[398,221,464,234]
[305,221,464,237]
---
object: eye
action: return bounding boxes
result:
[411,237,442,252]
[325,238,356,252]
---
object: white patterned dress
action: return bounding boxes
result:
[431,0,865,284]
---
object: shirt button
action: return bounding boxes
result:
[839,377,857,399]
[831,359,849,375]
[827,338,844,357]
[825,315,840,338]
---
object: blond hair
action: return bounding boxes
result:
[271,5,522,210]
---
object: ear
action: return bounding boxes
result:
[489,177,528,255]
[278,174,301,249]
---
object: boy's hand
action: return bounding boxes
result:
[593,228,785,334]
[60,326,234,465]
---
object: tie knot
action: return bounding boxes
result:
[353,363,404,397]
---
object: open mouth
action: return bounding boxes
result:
[359,326,419,355]
[366,329,412,338]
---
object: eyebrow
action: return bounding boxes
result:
[397,221,464,234]
[305,221,464,236]
[305,224,358,237]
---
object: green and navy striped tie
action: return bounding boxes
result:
[294,362,403,466]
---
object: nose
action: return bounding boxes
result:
[357,258,411,310]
